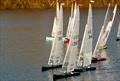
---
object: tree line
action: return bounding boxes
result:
[0,0,120,9]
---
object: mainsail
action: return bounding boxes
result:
[51,17,57,37]
[48,31,64,65]
[48,4,64,66]
[93,5,117,57]
[62,3,79,73]
[101,4,117,46]
[51,2,61,37]
[77,3,93,67]
[92,4,117,58]
[92,4,110,58]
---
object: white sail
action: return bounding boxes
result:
[83,4,93,67]
[92,4,111,58]
[48,33,63,65]
[77,3,93,67]
[66,17,72,38]
[56,2,60,18]
[101,4,117,46]
[117,22,120,39]
[59,4,63,37]
[51,17,57,37]
[62,4,79,73]
[77,24,87,66]
[103,3,110,27]
[51,2,60,37]
[93,4,117,58]
[48,4,64,66]
[62,15,75,73]
[75,4,80,42]
[66,3,74,38]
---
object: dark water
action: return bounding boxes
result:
[0,8,120,81]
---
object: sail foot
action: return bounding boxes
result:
[73,66,96,72]
[53,72,80,81]
[41,65,62,72]
[92,57,106,63]
[116,38,120,41]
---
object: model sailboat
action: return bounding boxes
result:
[116,22,120,41]
[46,3,64,43]
[73,3,96,72]
[92,4,117,62]
[53,3,80,80]
[46,3,75,44]
[41,3,64,71]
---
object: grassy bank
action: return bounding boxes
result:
[0,0,120,9]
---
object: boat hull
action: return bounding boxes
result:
[116,38,120,41]
[92,57,106,63]
[53,72,80,81]
[73,67,96,72]
[41,65,62,72]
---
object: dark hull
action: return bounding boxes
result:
[41,65,62,72]
[53,72,80,81]
[116,38,120,41]
[73,67,96,72]
[92,57,106,63]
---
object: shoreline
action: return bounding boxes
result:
[0,5,120,10]
[0,0,120,10]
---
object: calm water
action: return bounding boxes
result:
[0,8,120,81]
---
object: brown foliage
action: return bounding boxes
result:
[0,0,120,9]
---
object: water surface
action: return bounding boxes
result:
[0,8,120,81]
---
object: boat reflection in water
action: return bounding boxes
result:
[116,41,120,47]
[0,7,120,81]
[92,49,116,81]
[48,70,54,81]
